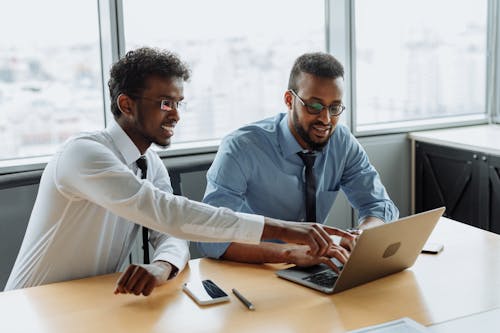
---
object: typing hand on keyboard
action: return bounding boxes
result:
[283,244,349,274]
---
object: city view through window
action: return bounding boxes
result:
[0,1,103,161]
[355,0,487,126]
[0,0,489,161]
[123,0,325,144]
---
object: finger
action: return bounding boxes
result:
[125,266,146,294]
[347,240,355,252]
[329,247,349,264]
[303,230,320,256]
[322,226,356,240]
[340,238,354,252]
[327,245,349,262]
[312,224,334,256]
[132,273,150,296]
[320,257,341,274]
[307,227,328,257]
[115,265,136,294]
[142,277,156,296]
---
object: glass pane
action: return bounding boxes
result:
[355,0,487,127]
[0,1,104,161]
[123,0,325,143]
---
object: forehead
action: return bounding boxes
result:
[142,75,184,96]
[295,72,344,100]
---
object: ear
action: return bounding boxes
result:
[117,94,135,118]
[284,90,293,110]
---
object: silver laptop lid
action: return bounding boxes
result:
[276,207,445,294]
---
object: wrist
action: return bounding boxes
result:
[262,218,286,241]
[152,261,178,282]
[358,217,384,230]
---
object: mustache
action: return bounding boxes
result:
[312,121,332,128]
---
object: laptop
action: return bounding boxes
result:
[276,207,445,294]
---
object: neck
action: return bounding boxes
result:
[116,117,150,155]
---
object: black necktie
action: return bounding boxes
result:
[297,151,317,222]
[136,156,150,264]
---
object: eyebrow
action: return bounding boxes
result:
[158,95,184,101]
[307,96,342,104]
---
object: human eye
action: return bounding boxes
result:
[160,99,173,111]
[308,102,324,113]
[329,104,345,115]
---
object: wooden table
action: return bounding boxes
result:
[2,217,500,332]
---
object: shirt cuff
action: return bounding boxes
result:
[233,212,265,244]
[152,253,188,279]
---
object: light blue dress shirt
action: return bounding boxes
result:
[196,113,399,258]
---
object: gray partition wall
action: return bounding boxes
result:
[0,184,39,289]
[358,133,411,218]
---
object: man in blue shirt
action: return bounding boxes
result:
[195,52,398,267]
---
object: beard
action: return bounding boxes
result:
[292,109,332,151]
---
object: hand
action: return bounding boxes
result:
[114,261,172,296]
[339,217,383,252]
[283,244,350,274]
[340,229,363,252]
[262,218,356,257]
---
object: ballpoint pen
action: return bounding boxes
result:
[232,288,255,311]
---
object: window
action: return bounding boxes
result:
[0,0,104,161]
[123,0,325,144]
[354,0,488,131]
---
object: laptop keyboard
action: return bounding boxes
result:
[303,270,338,288]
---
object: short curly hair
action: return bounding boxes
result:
[288,52,344,91]
[108,47,191,118]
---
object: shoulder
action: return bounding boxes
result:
[221,114,282,152]
[330,124,359,147]
[333,123,352,140]
[56,130,118,168]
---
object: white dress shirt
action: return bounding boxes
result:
[5,120,264,290]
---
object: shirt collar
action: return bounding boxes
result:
[278,114,304,158]
[106,119,142,165]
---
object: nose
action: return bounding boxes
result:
[167,107,180,122]
[317,106,331,124]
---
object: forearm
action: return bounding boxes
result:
[149,231,189,273]
[222,242,290,264]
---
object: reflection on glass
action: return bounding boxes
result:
[355,0,487,126]
[123,0,325,144]
[0,0,103,161]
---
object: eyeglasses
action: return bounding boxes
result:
[129,95,186,112]
[289,89,345,117]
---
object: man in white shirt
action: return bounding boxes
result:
[6,47,353,296]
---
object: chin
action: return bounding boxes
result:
[153,141,171,149]
[308,133,333,150]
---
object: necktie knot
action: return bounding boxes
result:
[136,156,148,179]
[297,151,317,168]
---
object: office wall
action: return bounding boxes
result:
[359,133,411,217]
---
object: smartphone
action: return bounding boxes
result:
[421,242,444,254]
[183,279,230,305]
